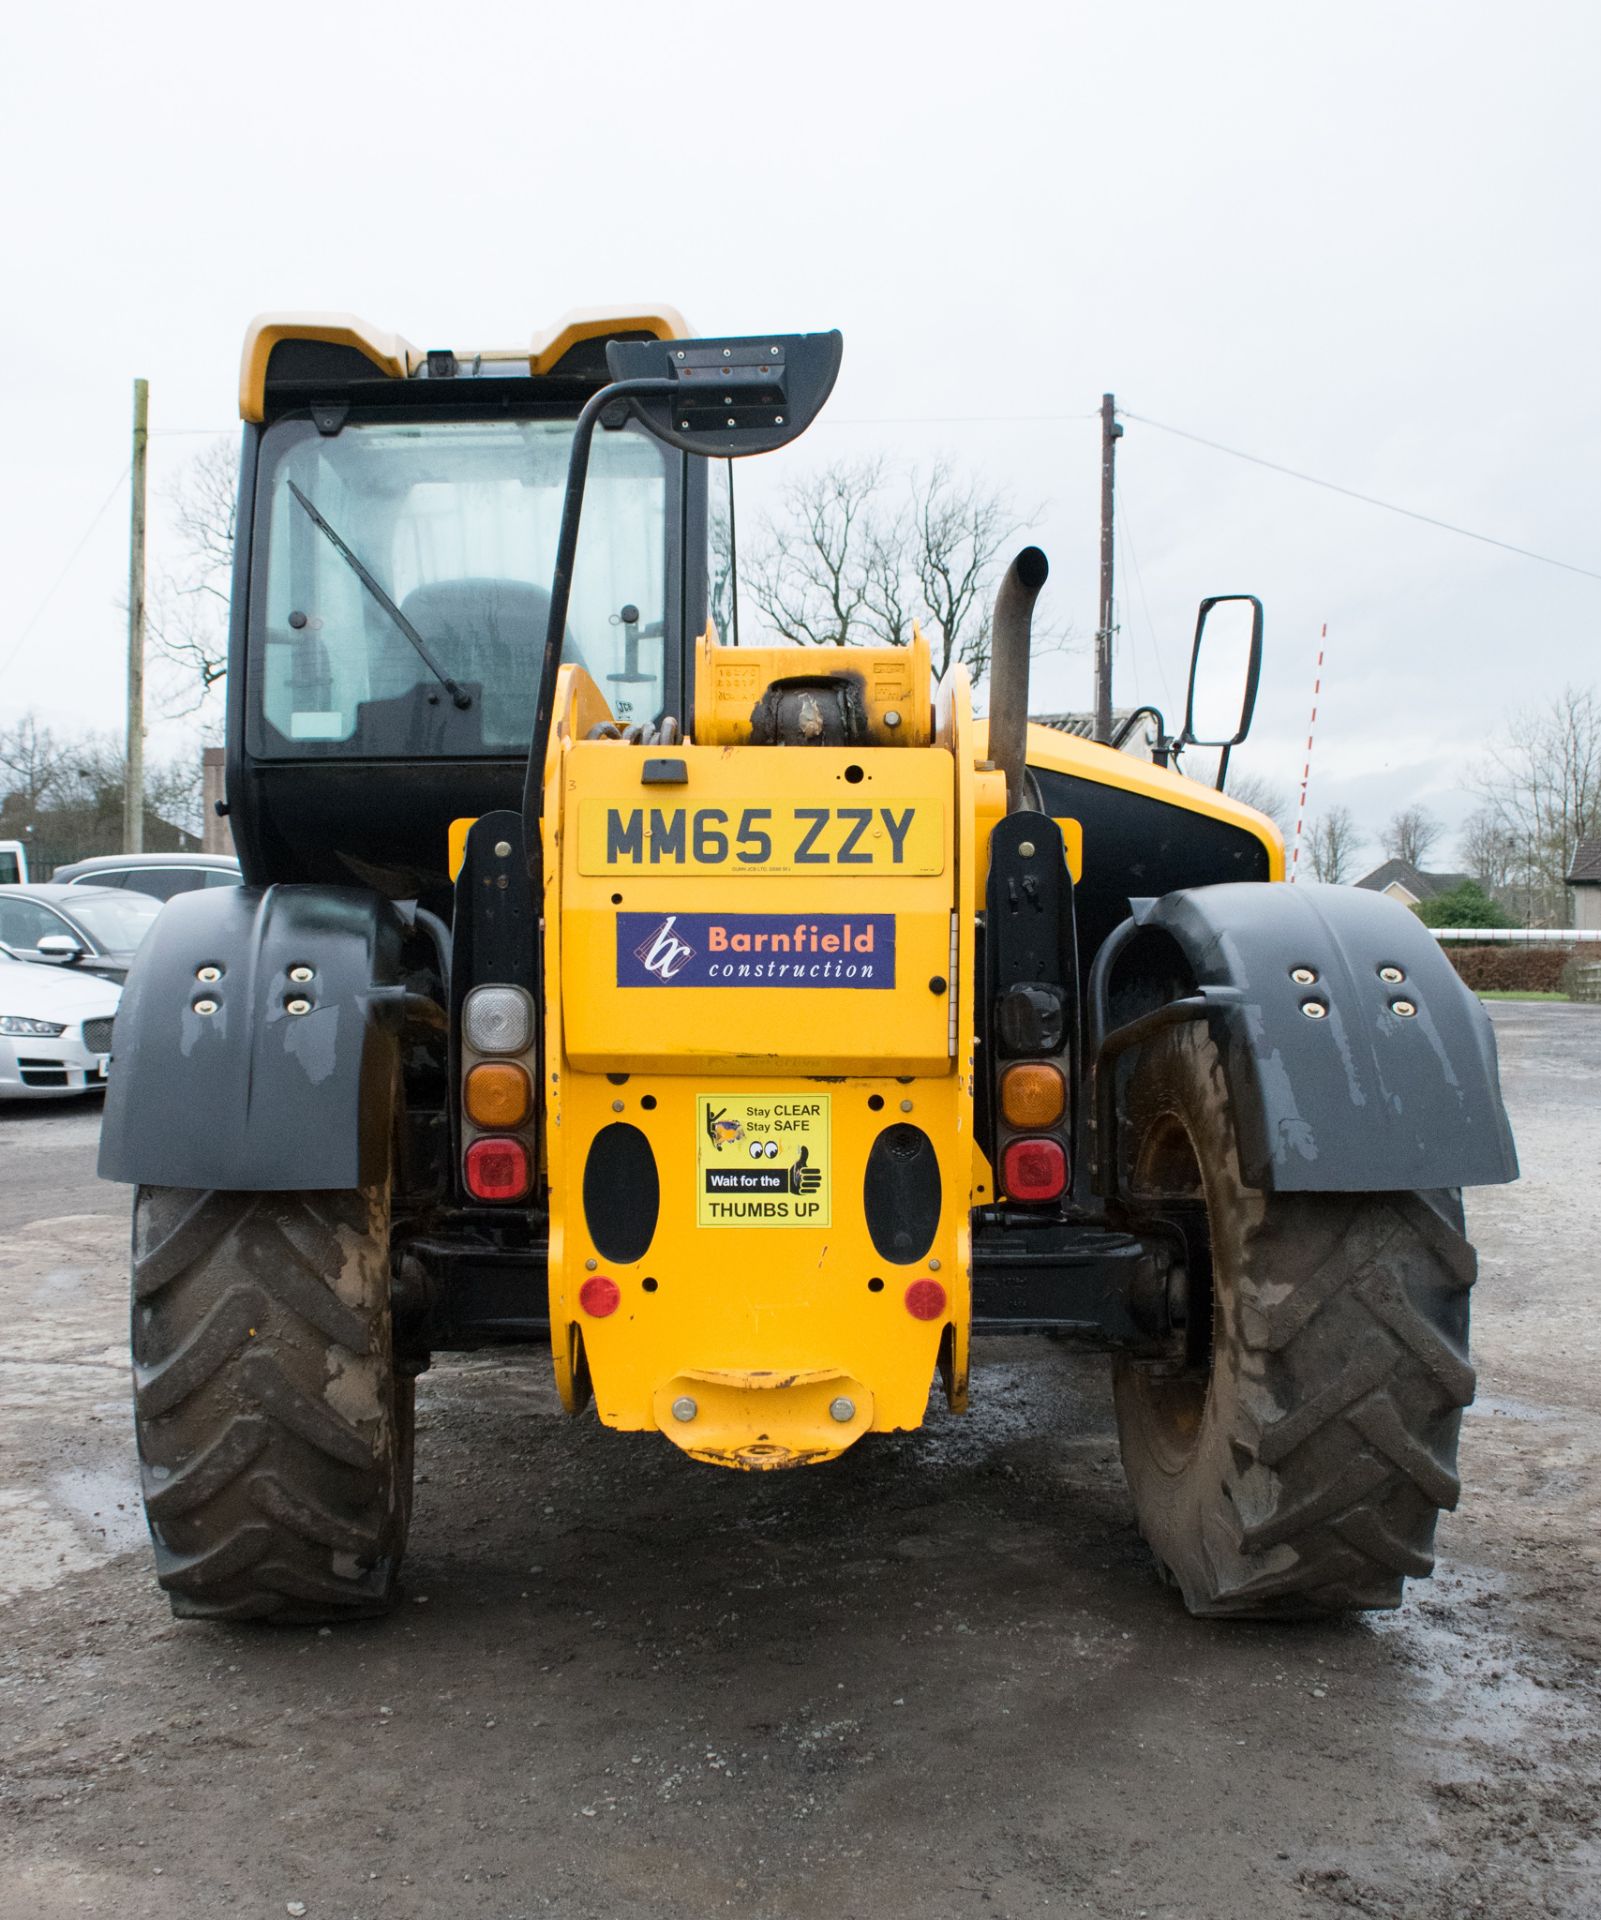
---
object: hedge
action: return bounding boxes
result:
[1444,945,1574,992]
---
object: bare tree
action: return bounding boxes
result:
[908,460,1014,677]
[0,718,206,867]
[1307,804,1359,883]
[0,713,70,817]
[1471,683,1601,926]
[745,459,887,648]
[1458,806,1519,900]
[149,437,236,714]
[1382,805,1443,868]
[742,457,1032,678]
[1225,771,1291,834]
[708,504,735,643]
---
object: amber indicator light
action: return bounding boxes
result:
[465,1060,532,1129]
[1000,1061,1066,1129]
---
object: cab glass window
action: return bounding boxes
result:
[248,417,672,757]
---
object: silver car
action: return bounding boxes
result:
[0,884,163,982]
[0,946,122,1099]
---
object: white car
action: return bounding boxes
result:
[0,946,121,1099]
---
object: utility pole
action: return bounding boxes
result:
[124,378,148,853]
[1093,392,1123,744]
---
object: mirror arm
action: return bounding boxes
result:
[520,375,677,851]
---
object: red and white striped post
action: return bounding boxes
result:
[1288,624,1326,884]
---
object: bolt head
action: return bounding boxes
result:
[927,1258,941,1272]
[900,1098,914,1113]
[1301,1000,1328,1020]
[288,964,314,983]
[494,839,512,859]
[829,1397,856,1424]
[193,998,218,1016]
[1017,841,1036,857]
[1291,966,1317,985]
[1393,999,1418,1018]
[671,1396,698,1423]
[883,709,902,728]
[1379,965,1405,984]
[286,998,312,1016]
[195,965,221,983]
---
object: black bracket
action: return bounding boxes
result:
[605,332,843,459]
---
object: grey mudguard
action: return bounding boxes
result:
[1133,882,1518,1193]
[99,885,408,1191]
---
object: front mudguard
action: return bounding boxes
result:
[1093,882,1518,1194]
[99,885,410,1192]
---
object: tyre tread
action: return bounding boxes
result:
[132,1185,409,1624]
[1114,1023,1477,1619]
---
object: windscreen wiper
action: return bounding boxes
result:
[287,482,472,710]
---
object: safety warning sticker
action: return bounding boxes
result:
[696,1094,831,1229]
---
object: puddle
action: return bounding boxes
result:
[0,1486,115,1602]
[1371,1566,1561,1772]
[0,1462,144,1605]
[1471,1393,1563,1424]
[47,1463,145,1554]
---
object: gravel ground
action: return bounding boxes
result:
[0,1004,1596,1920]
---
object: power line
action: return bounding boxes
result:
[1120,408,1601,584]
[1,466,131,676]
[818,409,1101,429]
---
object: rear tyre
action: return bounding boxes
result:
[131,1185,413,1624]
[1112,1023,1476,1619]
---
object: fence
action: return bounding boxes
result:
[1425,926,1601,998]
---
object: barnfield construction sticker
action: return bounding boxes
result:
[696,1094,831,1228]
[618,912,894,988]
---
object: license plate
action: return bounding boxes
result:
[96,1056,110,1079]
[578,801,943,876]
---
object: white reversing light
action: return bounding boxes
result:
[463,986,534,1055]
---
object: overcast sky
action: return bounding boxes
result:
[2,0,1596,870]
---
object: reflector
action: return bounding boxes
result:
[579,1274,621,1318]
[904,1278,948,1321]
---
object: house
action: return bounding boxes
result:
[1353,859,1472,908]
[1568,839,1601,931]
[1032,711,1156,763]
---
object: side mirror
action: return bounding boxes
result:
[1179,594,1263,762]
[36,933,86,963]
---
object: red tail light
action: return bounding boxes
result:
[904,1278,948,1321]
[464,1135,532,1202]
[1002,1136,1068,1203]
[578,1274,621,1318]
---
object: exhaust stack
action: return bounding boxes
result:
[987,546,1050,813]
